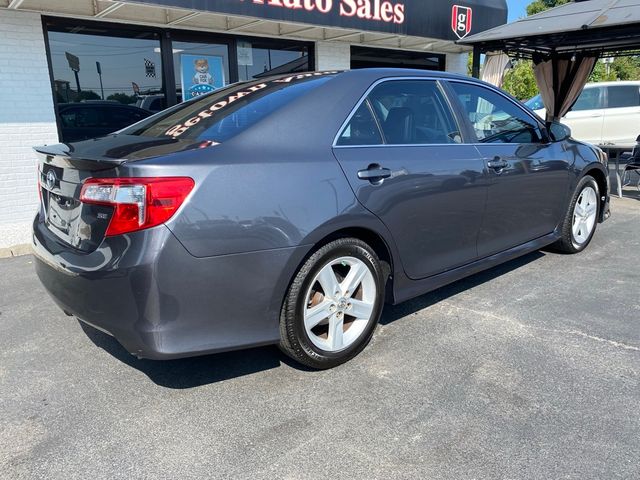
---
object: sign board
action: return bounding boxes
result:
[237,41,253,66]
[125,0,507,41]
[451,5,473,40]
[65,52,80,72]
[180,54,225,100]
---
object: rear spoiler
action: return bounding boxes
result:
[34,144,126,171]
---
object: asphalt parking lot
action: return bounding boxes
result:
[1,196,639,480]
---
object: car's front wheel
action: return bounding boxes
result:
[279,238,386,369]
[554,175,600,253]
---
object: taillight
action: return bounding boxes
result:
[37,167,42,201]
[80,177,194,236]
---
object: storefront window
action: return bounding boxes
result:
[171,41,230,103]
[236,40,309,81]
[44,19,313,142]
[47,28,162,106]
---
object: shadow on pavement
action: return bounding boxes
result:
[80,250,546,388]
[79,322,311,389]
[381,250,545,325]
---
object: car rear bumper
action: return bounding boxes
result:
[33,216,309,359]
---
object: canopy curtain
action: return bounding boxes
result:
[481,51,512,88]
[533,54,598,123]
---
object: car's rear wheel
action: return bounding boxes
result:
[554,175,600,253]
[279,238,385,369]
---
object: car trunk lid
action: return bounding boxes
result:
[35,135,203,252]
[35,145,121,252]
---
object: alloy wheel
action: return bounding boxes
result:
[572,185,598,245]
[303,256,376,352]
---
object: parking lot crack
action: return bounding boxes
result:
[438,302,640,354]
[549,328,640,353]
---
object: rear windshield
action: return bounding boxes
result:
[122,72,337,142]
[525,95,544,111]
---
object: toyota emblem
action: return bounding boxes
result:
[46,170,56,190]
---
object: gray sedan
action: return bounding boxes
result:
[33,69,610,369]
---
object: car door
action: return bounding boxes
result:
[561,86,606,146]
[601,84,640,148]
[448,81,571,258]
[332,79,487,280]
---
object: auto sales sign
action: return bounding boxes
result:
[127,0,505,40]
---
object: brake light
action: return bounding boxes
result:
[80,177,194,236]
[37,167,42,201]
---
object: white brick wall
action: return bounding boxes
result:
[315,41,351,71]
[0,9,58,248]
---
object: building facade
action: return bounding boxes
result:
[0,0,507,249]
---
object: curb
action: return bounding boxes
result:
[0,244,32,259]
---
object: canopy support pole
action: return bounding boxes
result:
[471,46,481,78]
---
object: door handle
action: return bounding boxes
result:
[487,157,508,171]
[358,164,392,182]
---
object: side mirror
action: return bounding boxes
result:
[548,121,571,142]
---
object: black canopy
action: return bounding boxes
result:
[460,0,640,58]
[459,0,640,122]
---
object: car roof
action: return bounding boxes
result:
[584,81,640,88]
[330,68,471,81]
[254,68,473,86]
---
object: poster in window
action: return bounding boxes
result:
[237,42,253,66]
[180,54,225,100]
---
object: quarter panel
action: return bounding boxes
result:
[163,146,360,258]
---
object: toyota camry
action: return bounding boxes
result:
[33,69,610,369]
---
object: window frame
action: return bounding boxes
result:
[444,79,548,145]
[333,76,468,149]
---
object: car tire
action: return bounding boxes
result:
[279,238,386,369]
[553,175,600,254]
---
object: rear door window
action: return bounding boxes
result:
[148,98,164,111]
[60,108,79,128]
[367,80,460,145]
[105,107,148,130]
[607,85,640,108]
[572,87,605,111]
[60,107,107,128]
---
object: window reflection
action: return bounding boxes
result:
[48,29,162,105]
[237,40,309,81]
